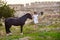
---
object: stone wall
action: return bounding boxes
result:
[8,2,60,24]
[9,2,60,17]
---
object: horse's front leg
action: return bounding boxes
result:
[20,25,23,35]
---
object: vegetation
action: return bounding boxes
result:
[0,22,60,40]
[0,1,15,26]
[0,4,15,18]
[0,0,15,20]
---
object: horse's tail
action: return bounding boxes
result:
[4,19,9,34]
[4,19,7,26]
[4,18,8,26]
[5,19,7,32]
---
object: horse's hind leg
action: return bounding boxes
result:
[20,25,23,35]
[5,23,11,34]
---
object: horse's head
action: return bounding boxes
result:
[26,13,32,19]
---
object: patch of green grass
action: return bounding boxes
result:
[0,22,60,40]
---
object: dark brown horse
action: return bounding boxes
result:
[5,13,32,35]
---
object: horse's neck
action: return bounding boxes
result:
[19,15,28,22]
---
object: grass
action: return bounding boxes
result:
[0,23,60,40]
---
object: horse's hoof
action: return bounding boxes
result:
[6,34,9,36]
[20,33,23,35]
[6,33,12,36]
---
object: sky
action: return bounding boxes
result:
[3,0,60,4]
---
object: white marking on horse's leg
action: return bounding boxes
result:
[9,33,12,35]
[6,33,12,36]
[6,34,10,36]
[20,33,23,35]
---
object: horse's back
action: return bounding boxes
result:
[5,17,22,26]
[5,17,18,24]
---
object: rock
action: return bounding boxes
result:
[20,33,23,35]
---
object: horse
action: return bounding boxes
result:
[5,13,32,35]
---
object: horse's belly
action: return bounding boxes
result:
[14,25,19,26]
[12,21,20,26]
[12,23,19,26]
